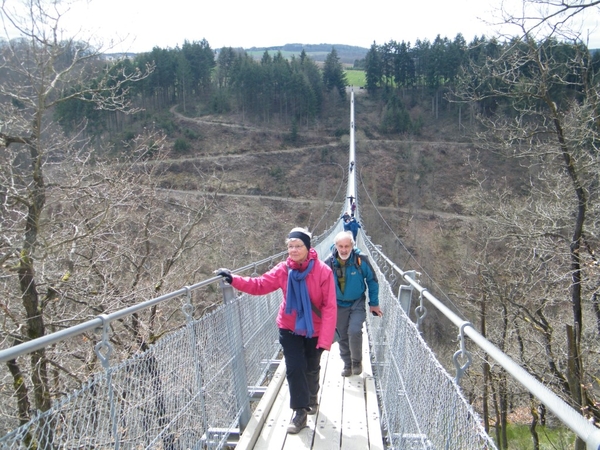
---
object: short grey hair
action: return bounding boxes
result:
[334,231,354,245]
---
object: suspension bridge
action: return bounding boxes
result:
[1,92,599,449]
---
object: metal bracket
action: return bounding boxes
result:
[398,270,416,315]
[415,289,428,331]
[453,322,473,384]
[182,286,194,322]
[94,314,113,369]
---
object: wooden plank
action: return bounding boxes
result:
[364,375,384,450]
[312,344,344,450]
[306,348,330,441]
[282,374,316,449]
[246,327,384,450]
[237,360,287,450]
[362,329,385,450]
[253,377,292,450]
[340,374,369,450]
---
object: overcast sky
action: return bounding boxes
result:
[8,0,600,52]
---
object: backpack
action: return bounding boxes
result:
[328,251,364,280]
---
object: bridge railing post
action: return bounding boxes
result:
[219,279,251,431]
[398,270,416,315]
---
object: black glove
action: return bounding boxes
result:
[216,268,233,284]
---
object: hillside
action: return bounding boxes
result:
[107,43,368,66]
[240,43,367,65]
[159,89,520,359]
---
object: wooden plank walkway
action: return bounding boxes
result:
[238,329,384,450]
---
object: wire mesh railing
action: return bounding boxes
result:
[360,231,600,450]
[0,224,500,450]
[0,269,286,449]
[356,233,497,450]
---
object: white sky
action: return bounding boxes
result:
[7,0,600,52]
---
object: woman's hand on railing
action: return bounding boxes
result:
[215,268,233,284]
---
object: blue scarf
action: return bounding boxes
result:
[286,260,315,337]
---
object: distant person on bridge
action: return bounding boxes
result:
[216,227,337,434]
[342,214,351,230]
[325,231,382,377]
[343,216,361,241]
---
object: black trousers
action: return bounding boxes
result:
[279,328,324,410]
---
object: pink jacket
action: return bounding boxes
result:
[230,248,337,350]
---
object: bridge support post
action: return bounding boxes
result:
[398,270,416,315]
[219,279,252,431]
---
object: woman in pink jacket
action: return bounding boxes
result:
[217,227,337,434]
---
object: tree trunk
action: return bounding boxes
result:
[528,394,540,450]
[480,292,490,433]
[566,325,586,450]
[498,374,508,450]
[18,139,53,445]
[6,352,31,425]
[592,292,600,337]
[6,355,34,447]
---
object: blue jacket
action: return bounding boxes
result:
[348,219,361,234]
[324,247,379,308]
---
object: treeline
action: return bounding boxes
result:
[363,34,471,92]
[52,34,600,140]
[361,34,600,133]
[364,33,600,92]
[55,40,348,136]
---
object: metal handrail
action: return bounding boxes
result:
[363,233,600,450]
[0,251,289,364]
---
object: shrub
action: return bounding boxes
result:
[173,138,190,153]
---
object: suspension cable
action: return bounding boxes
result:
[357,168,470,322]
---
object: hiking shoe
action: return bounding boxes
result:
[287,409,307,434]
[341,366,352,377]
[352,362,362,375]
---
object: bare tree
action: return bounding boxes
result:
[0,0,230,439]
[453,1,600,442]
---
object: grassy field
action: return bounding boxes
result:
[497,424,576,449]
[241,50,365,87]
[345,69,365,88]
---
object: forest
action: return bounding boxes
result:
[1,1,600,449]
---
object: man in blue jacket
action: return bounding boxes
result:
[347,217,361,241]
[325,231,382,377]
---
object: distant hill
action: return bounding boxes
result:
[105,44,368,67]
[244,43,368,66]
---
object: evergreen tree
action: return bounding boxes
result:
[323,48,347,99]
[364,42,382,93]
[180,39,215,98]
[216,47,238,89]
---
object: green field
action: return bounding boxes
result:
[345,69,365,87]
[241,51,366,88]
[500,424,576,449]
